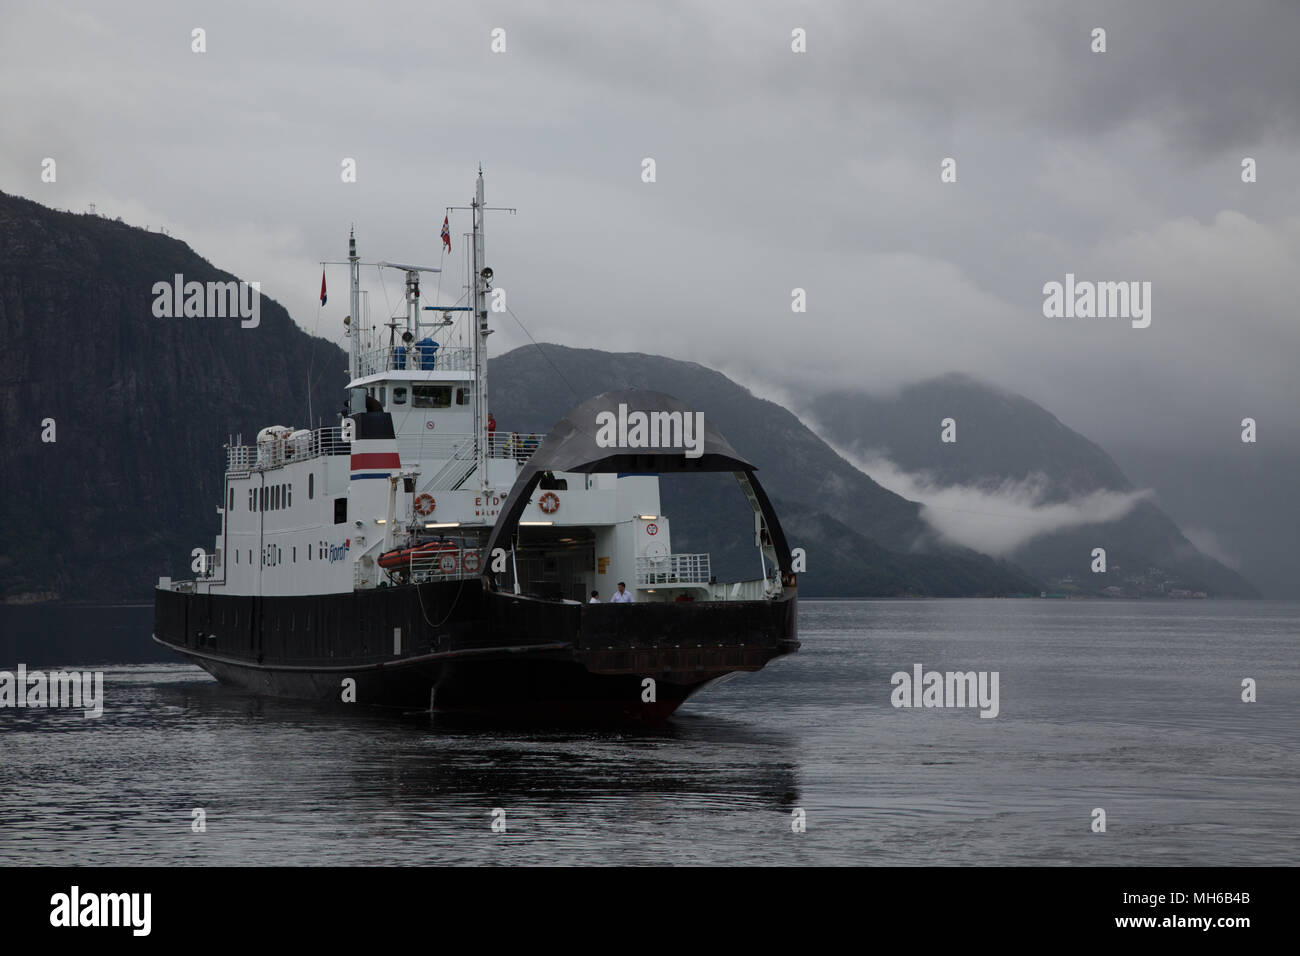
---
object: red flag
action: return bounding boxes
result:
[319,269,327,306]
[441,215,451,254]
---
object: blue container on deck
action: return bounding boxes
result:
[415,337,439,370]
[392,345,407,369]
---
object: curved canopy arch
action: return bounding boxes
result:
[483,389,792,582]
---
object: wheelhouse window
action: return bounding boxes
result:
[412,384,452,408]
[229,488,234,510]
[334,498,347,524]
[455,387,470,406]
[287,485,292,507]
[308,473,314,499]
[393,387,407,406]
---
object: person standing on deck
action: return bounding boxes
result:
[589,590,600,603]
[610,582,633,603]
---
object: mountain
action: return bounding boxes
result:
[806,374,1259,598]
[0,191,348,603]
[1107,439,1300,600]
[487,347,1039,597]
[810,374,1131,502]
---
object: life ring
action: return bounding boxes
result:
[462,550,481,573]
[414,493,436,516]
[539,492,560,514]
[437,552,458,574]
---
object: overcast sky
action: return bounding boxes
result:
[4,0,1298,459]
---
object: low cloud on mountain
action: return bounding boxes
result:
[836,449,1151,556]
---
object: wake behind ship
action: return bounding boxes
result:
[153,171,798,722]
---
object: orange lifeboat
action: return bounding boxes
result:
[378,541,459,572]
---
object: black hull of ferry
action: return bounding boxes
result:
[153,580,797,723]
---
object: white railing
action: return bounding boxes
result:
[400,547,484,583]
[226,427,548,477]
[488,432,545,462]
[396,431,547,468]
[226,426,349,473]
[636,553,711,587]
[396,432,473,465]
[357,344,473,377]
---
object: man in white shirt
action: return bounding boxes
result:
[589,590,600,603]
[610,581,633,603]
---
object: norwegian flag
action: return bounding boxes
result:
[319,269,327,306]
[441,215,451,254]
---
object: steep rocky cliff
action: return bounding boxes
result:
[0,192,348,602]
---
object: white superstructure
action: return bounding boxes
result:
[178,171,753,605]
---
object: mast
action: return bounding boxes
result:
[472,167,489,492]
[447,168,512,490]
[348,227,361,409]
[404,269,420,340]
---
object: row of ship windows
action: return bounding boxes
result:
[369,384,471,409]
[232,541,339,566]
[228,474,317,512]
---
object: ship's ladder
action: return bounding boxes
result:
[420,437,479,493]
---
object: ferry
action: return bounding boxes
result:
[153,171,799,721]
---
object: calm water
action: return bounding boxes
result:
[1,600,1296,865]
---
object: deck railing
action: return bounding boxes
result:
[357,344,473,377]
[636,553,711,587]
[398,431,547,467]
[226,425,349,473]
[227,428,548,475]
[402,547,484,583]
[488,432,546,462]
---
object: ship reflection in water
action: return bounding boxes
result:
[0,662,803,867]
